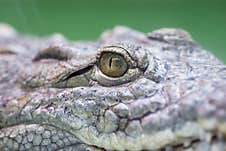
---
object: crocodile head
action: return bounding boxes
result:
[0,24,226,150]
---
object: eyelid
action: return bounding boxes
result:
[96,45,137,68]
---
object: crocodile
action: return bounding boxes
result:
[0,23,226,151]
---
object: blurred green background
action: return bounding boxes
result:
[0,0,225,62]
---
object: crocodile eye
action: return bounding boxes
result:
[95,44,148,86]
[99,52,128,77]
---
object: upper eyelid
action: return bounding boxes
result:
[102,45,134,62]
[96,46,137,67]
[103,45,132,57]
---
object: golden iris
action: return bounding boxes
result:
[99,52,128,77]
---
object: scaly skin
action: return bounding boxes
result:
[0,23,226,151]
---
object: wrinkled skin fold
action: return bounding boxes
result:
[0,24,226,151]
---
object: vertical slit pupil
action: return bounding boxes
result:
[109,57,113,69]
